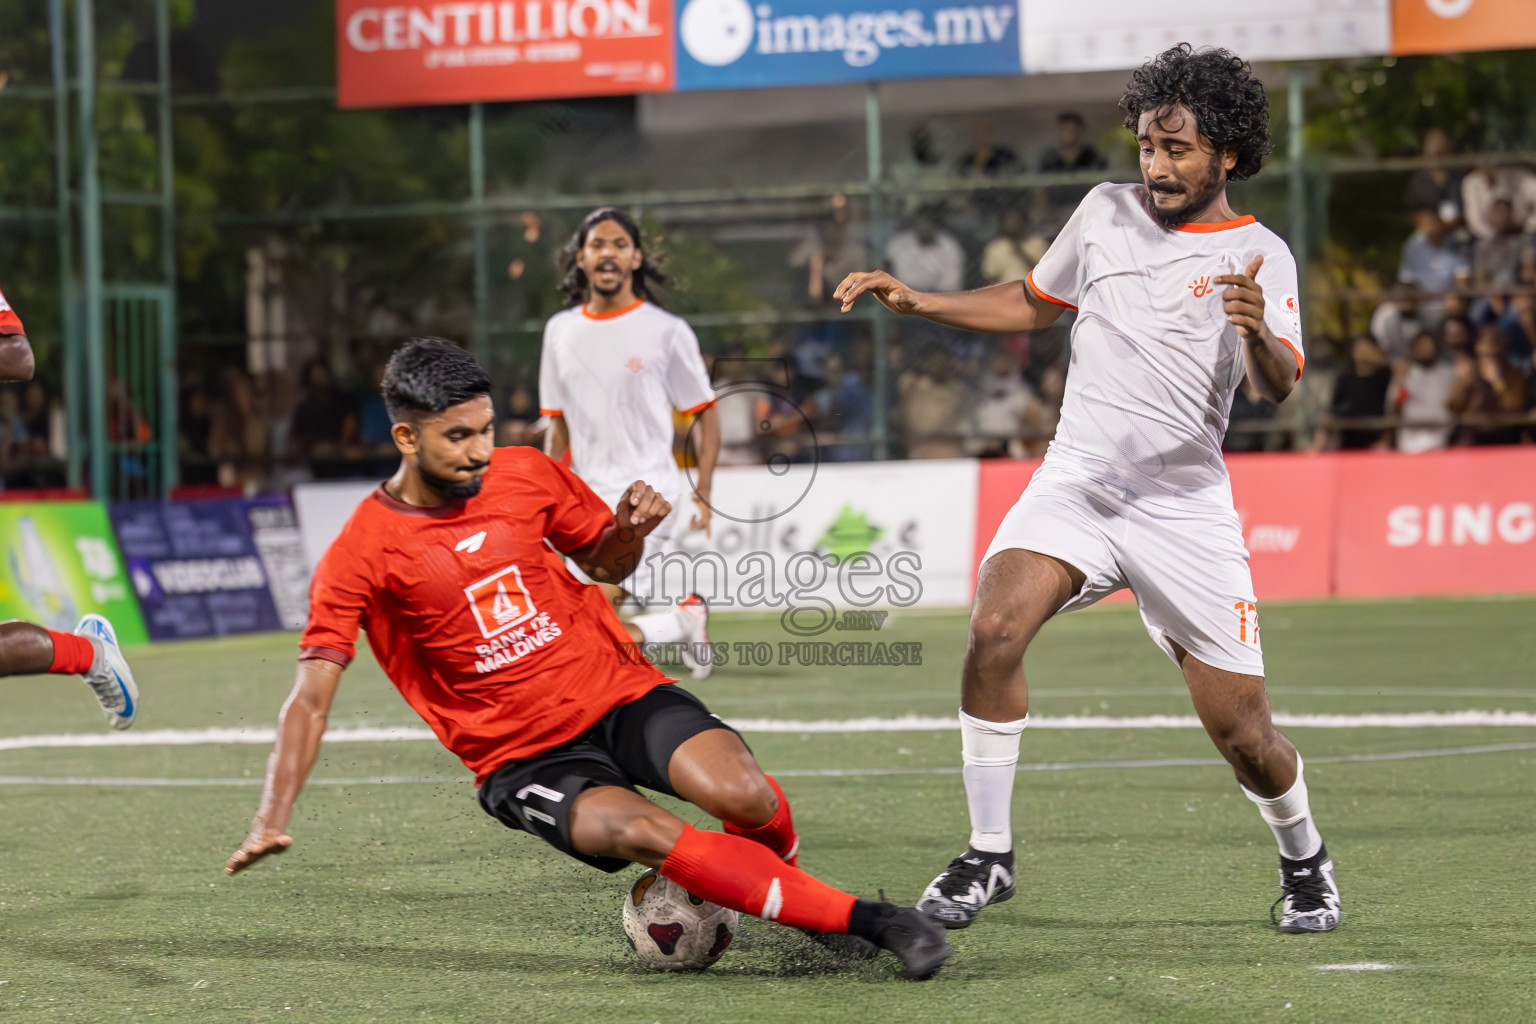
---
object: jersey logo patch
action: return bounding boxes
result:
[465,563,538,638]
[626,356,644,373]
[1188,275,1216,299]
[454,531,487,554]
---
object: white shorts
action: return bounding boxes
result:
[566,507,681,608]
[983,464,1264,676]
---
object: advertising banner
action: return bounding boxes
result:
[1020,0,1390,74]
[0,502,147,645]
[973,455,1336,603]
[111,498,312,640]
[673,459,980,615]
[294,480,380,569]
[336,0,675,108]
[674,0,1020,91]
[1391,0,1536,56]
[1334,448,1536,598]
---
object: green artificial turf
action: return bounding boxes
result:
[0,598,1531,1022]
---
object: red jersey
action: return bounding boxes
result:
[0,285,24,336]
[301,446,668,779]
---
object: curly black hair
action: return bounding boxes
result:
[557,207,671,307]
[380,337,491,423]
[1119,44,1272,182]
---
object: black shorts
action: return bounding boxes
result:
[477,684,738,872]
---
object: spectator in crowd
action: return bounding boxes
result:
[1441,315,1474,359]
[1499,291,1536,364]
[1369,284,1426,366]
[1451,326,1529,446]
[0,387,28,467]
[1224,380,1275,452]
[349,361,395,456]
[1325,335,1392,450]
[1028,363,1066,458]
[21,381,50,461]
[1462,161,1536,240]
[1471,199,1528,325]
[956,118,1020,179]
[895,348,968,460]
[981,206,1049,286]
[1402,126,1462,228]
[179,367,214,474]
[287,357,351,463]
[971,347,1042,458]
[1393,331,1457,454]
[207,366,270,488]
[805,354,874,462]
[790,193,869,306]
[885,206,965,294]
[1399,208,1470,328]
[1039,112,1103,172]
[499,385,547,450]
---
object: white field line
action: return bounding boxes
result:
[1312,964,1398,972]
[0,742,1533,787]
[1,710,1535,755]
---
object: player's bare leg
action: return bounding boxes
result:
[0,618,139,730]
[918,549,1083,928]
[1178,646,1340,933]
[564,783,951,978]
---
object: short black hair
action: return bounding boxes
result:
[557,206,671,307]
[380,337,491,423]
[1057,111,1085,127]
[1119,44,1272,182]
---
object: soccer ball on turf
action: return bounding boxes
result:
[621,869,739,971]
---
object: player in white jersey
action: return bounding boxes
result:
[540,208,720,679]
[837,45,1339,935]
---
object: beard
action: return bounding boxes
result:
[587,262,629,298]
[418,465,486,500]
[1145,152,1227,228]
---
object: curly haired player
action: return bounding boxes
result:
[837,45,1340,934]
[224,338,951,979]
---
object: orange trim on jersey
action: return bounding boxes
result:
[299,646,353,667]
[540,407,563,417]
[1174,215,1257,233]
[582,298,644,320]
[678,398,717,416]
[1277,336,1305,381]
[1026,270,1077,311]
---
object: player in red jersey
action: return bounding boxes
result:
[223,337,951,979]
[0,283,140,729]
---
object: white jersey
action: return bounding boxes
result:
[538,299,716,509]
[1028,183,1304,507]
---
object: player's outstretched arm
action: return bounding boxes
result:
[834,271,1066,335]
[224,658,343,875]
[0,334,35,382]
[569,481,672,586]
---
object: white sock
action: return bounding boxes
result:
[1242,753,1323,861]
[629,609,686,645]
[959,709,1027,854]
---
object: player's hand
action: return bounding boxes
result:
[834,271,925,316]
[1215,255,1266,342]
[618,481,672,537]
[224,829,293,876]
[689,486,713,537]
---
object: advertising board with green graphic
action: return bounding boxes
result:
[0,503,148,646]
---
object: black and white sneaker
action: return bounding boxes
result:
[1272,844,1341,933]
[916,848,1015,929]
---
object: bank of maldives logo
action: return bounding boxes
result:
[465,563,538,639]
[676,0,1019,86]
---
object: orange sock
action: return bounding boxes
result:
[723,775,800,866]
[47,630,95,675]
[660,824,855,933]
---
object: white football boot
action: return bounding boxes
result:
[74,614,139,730]
[675,593,712,680]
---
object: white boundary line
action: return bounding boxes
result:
[0,741,1532,787]
[1,710,1534,755]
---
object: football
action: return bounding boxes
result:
[621,869,739,971]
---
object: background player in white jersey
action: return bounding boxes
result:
[836,45,1340,935]
[540,208,720,679]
